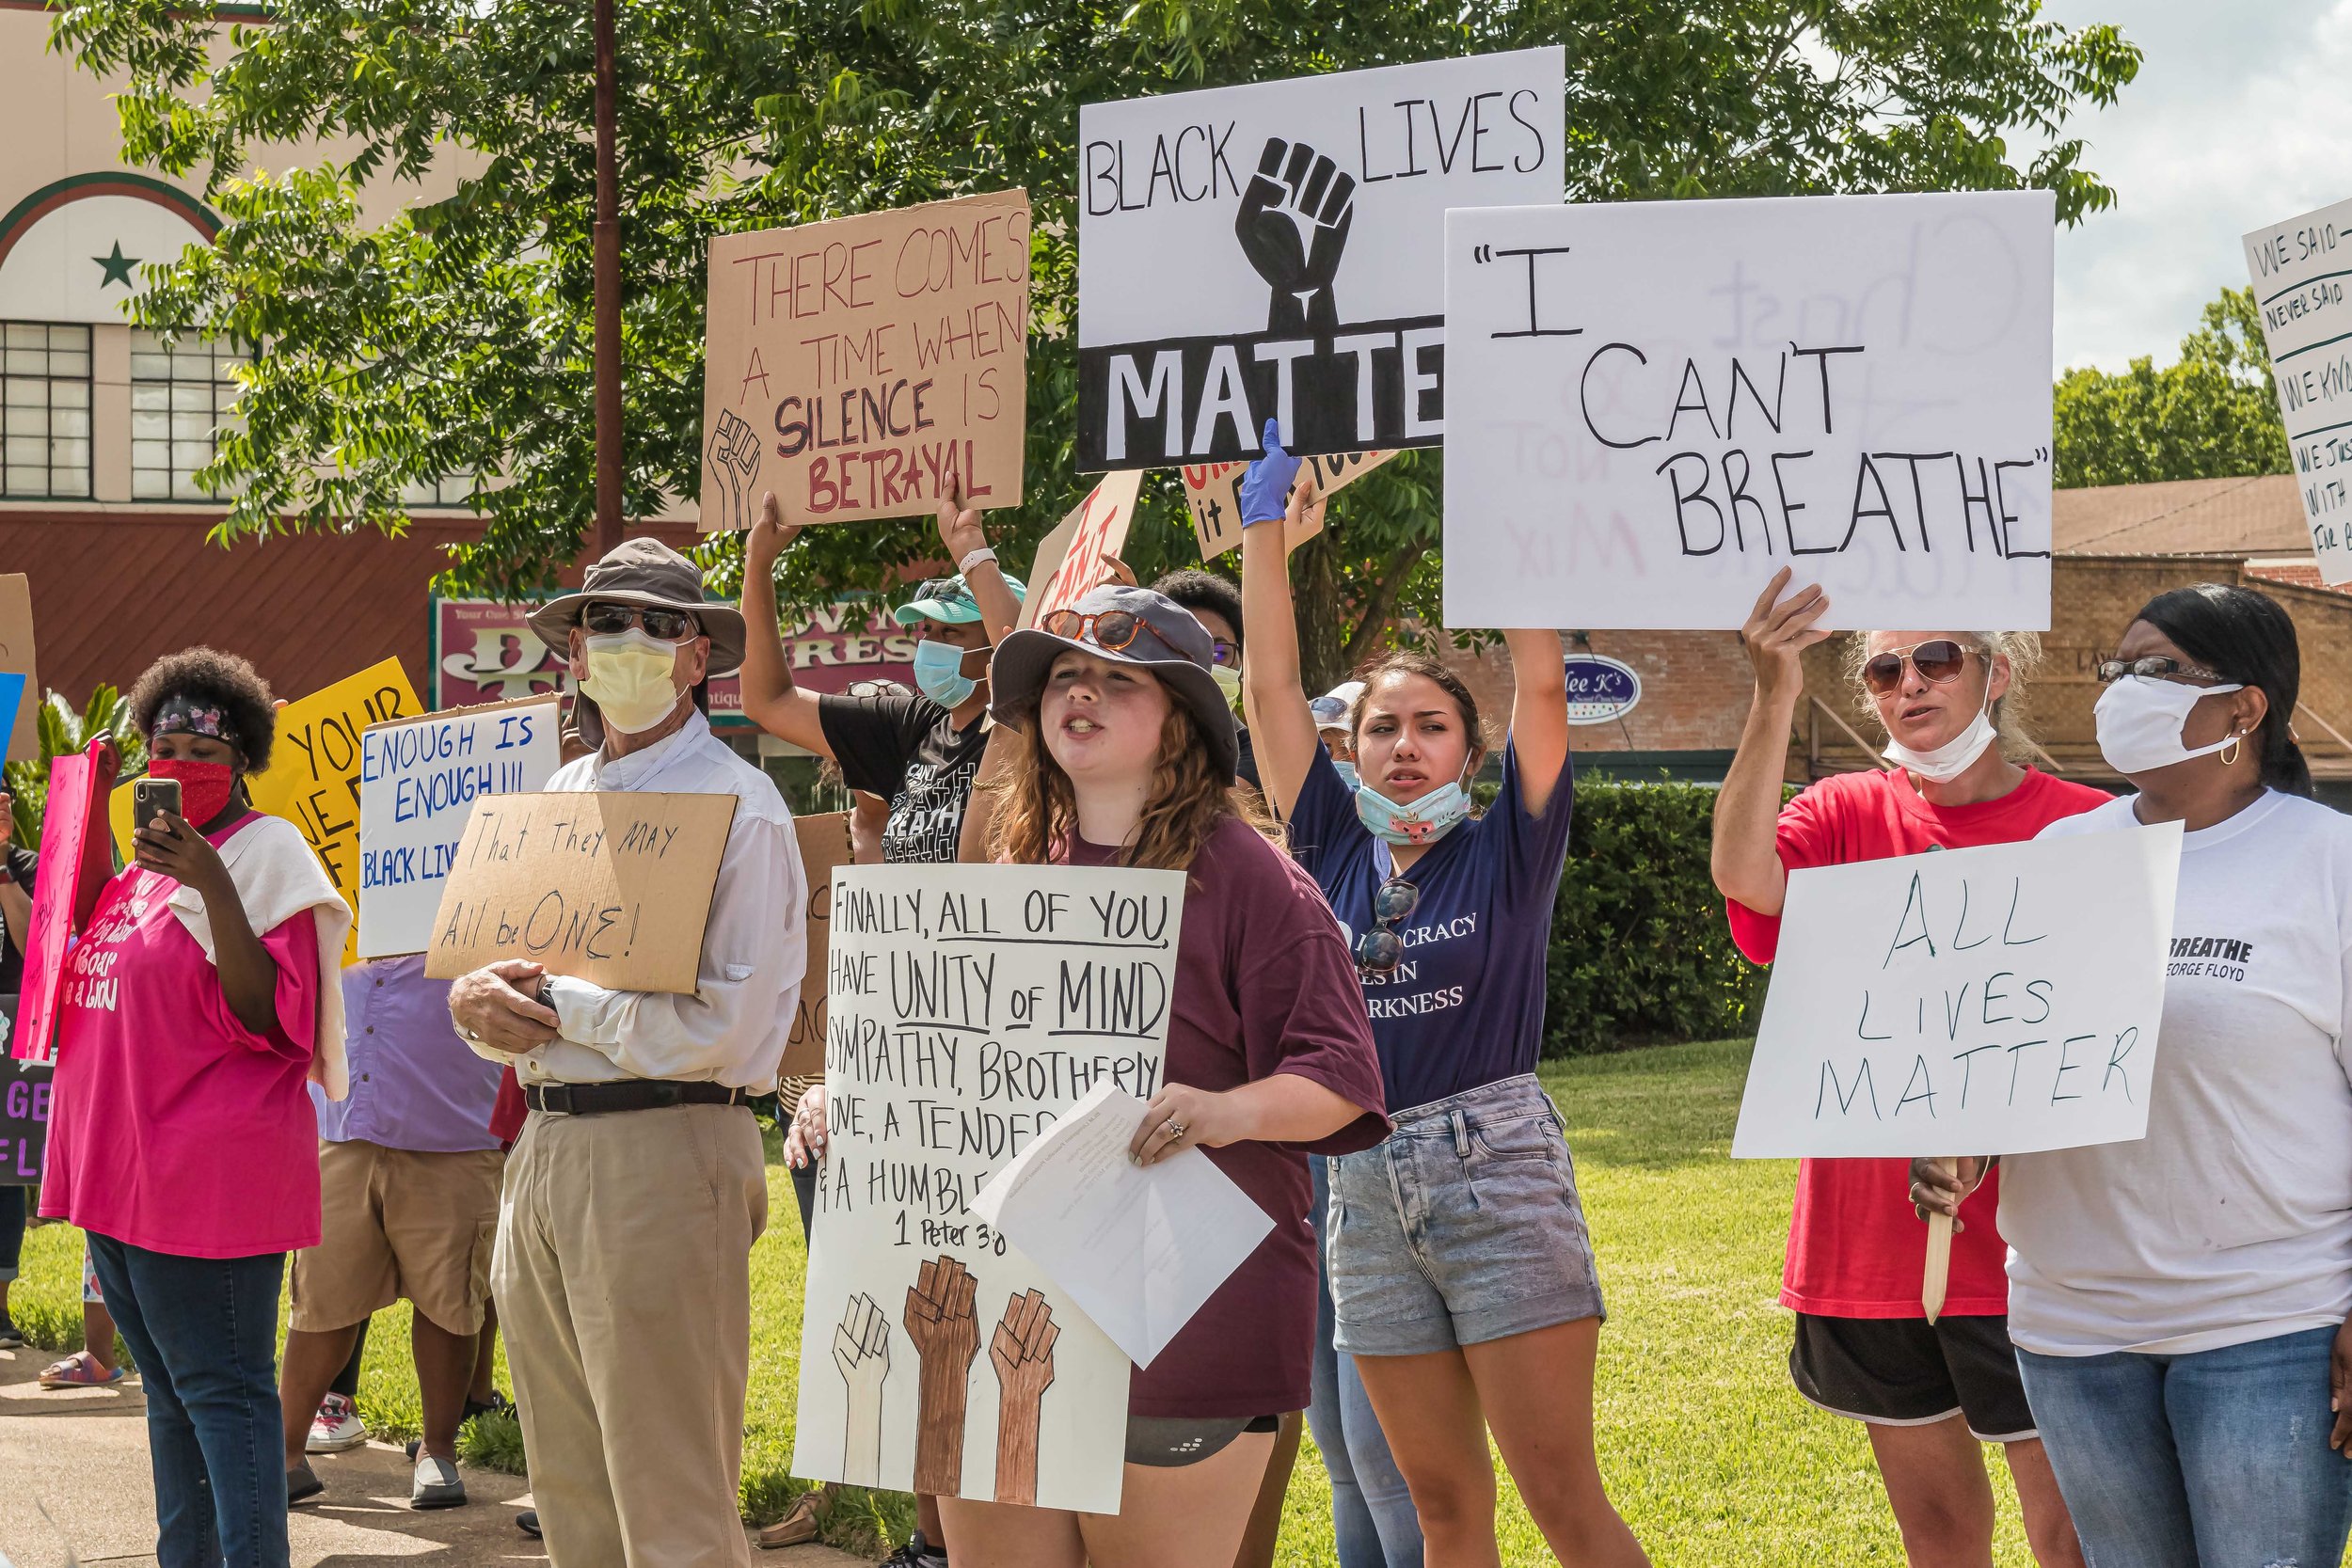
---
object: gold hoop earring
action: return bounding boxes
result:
[2218,732,2243,766]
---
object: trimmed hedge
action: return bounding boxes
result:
[1544,777,1769,1056]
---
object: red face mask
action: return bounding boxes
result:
[149,756,238,827]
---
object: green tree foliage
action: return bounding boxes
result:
[55,0,2138,687]
[2053,285,2292,489]
[3,686,146,848]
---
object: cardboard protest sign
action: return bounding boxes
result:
[1076,49,1562,468]
[357,696,563,958]
[0,1043,53,1187]
[423,791,737,994]
[2243,197,2352,579]
[247,658,421,964]
[793,863,1186,1513]
[703,191,1031,529]
[1731,824,2181,1160]
[1443,191,2057,631]
[15,742,119,1064]
[784,810,852,1079]
[1183,448,1396,560]
[0,575,37,761]
[1019,470,1144,630]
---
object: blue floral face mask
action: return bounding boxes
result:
[1353,761,1473,847]
[912,639,977,708]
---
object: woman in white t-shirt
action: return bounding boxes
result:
[1914,582,2352,1567]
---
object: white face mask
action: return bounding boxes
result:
[2094,674,2245,776]
[1883,705,1999,783]
[580,628,687,736]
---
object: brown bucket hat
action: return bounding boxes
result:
[527,538,748,676]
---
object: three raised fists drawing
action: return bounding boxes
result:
[839,1255,1059,1502]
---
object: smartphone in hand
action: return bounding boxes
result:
[132,775,182,828]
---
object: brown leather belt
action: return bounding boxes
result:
[524,1081,748,1116]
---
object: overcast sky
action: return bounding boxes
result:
[2041,0,2352,372]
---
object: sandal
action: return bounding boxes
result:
[40,1351,127,1389]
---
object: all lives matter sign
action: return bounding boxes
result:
[793,863,1184,1514]
[1076,49,1561,468]
[1731,824,2181,1161]
[1444,191,2056,631]
[2244,196,2352,580]
[702,191,1030,529]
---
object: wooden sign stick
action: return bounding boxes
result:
[1921,1158,1956,1324]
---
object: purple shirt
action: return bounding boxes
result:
[315,956,502,1152]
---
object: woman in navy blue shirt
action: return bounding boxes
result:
[1238,430,1648,1568]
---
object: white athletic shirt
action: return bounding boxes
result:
[1999,790,2352,1356]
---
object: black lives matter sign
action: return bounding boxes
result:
[1074,50,1561,469]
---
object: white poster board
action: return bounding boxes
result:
[2243,197,2352,579]
[1443,191,2057,630]
[1075,48,1563,468]
[357,697,562,958]
[793,863,1186,1513]
[1731,824,2181,1160]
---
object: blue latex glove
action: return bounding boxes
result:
[1238,419,1303,527]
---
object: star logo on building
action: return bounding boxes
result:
[92,242,140,290]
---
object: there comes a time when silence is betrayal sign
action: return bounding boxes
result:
[703,191,1031,530]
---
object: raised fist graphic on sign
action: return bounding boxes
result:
[1234,137,1358,336]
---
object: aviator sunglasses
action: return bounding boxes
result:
[582,602,699,641]
[1353,876,1421,977]
[1861,639,1977,695]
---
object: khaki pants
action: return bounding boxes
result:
[494,1102,768,1568]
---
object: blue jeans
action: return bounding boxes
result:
[86,1233,289,1568]
[2018,1324,2352,1567]
[1310,1157,1423,1568]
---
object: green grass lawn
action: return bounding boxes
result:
[8,1039,2048,1562]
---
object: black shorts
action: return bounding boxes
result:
[1790,1312,2037,1443]
[1123,1414,1280,1467]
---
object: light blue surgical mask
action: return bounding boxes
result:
[912,639,977,708]
[1354,765,1472,847]
[1332,759,1361,792]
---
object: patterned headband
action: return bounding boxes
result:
[151,692,233,748]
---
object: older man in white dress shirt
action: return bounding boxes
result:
[450,537,806,1568]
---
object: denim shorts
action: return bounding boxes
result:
[1326,1073,1605,1356]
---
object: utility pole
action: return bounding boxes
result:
[591,0,622,559]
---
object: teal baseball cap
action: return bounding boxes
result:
[893,571,1028,627]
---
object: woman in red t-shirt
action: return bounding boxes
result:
[938,584,1391,1568]
[1713,569,2103,1568]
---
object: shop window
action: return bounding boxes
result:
[130,328,246,501]
[0,323,93,499]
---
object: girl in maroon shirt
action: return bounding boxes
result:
[943,585,1389,1568]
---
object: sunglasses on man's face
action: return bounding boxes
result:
[583,602,699,641]
[1861,639,1976,695]
[1353,876,1421,977]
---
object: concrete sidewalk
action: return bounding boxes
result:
[0,1342,862,1567]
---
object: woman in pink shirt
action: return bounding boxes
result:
[40,649,348,1568]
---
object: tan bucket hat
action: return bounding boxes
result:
[527,537,748,676]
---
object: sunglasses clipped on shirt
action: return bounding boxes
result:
[1860,639,1978,695]
[582,602,700,642]
[1353,876,1421,977]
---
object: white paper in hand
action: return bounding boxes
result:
[973,1081,1273,1368]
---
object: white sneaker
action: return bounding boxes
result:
[306,1393,367,1453]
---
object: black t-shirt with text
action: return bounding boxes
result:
[818,689,988,863]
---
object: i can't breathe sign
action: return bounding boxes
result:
[1731,822,2183,1161]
